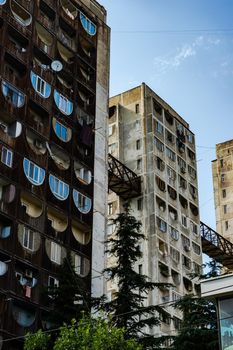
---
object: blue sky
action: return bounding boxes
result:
[100,0,233,229]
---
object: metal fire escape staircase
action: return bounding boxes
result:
[108,153,141,200]
[200,221,233,268]
[108,155,233,268]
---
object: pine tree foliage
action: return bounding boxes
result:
[171,259,219,350]
[171,294,218,350]
[44,251,90,327]
[103,204,170,349]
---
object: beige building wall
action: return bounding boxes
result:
[107,83,202,338]
[212,140,233,242]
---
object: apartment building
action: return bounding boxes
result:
[212,140,233,242]
[107,83,202,338]
[0,0,109,348]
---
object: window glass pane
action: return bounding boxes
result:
[54,90,73,116]
[73,189,92,213]
[80,12,96,36]
[49,174,69,200]
[23,158,45,186]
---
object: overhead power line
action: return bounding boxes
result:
[112,29,233,35]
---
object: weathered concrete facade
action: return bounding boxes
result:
[90,1,110,298]
[212,140,233,243]
[107,83,202,338]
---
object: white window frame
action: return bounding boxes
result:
[50,241,61,264]
[1,147,13,167]
[36,75,46,97]
[59,94,69,114]
[23,227,34,251]
[55,120,68,142]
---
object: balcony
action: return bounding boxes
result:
[6,25,29,63]
[9,0,32,37]
[56,71,74,100]
[14,262,39,303]
[36,0,56,32]
[58,17,76,51]
[77,59,96,92]
[11,299,37,336]
[32,47,53,83]
[78,36,96,68]
[34,21,54,58]
[47,143,71,182]
[57,41,75,74]
[0,177,17,216]
[77,84,95,116]
[46,206,69,245]
[27,99,50,138]
[25,128,47,168]
[60,0,78,27]
[0,252,11,291]
[0,213,14,252]
[19,191,45,230]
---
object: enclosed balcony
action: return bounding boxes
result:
[47,174,69,212]
[46,205,68,244]
[22,157,46,198]
[1,80,25,108]
[51,117,72,146]
[6,25,29,63]
[54,89,73,116]
[44,238,66,273]
[79,11,96,37]
[74,161,92,185]
[17,224,42,265]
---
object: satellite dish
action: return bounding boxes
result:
[51,60,63,72]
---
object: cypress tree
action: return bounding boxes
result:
[103,204,170,349]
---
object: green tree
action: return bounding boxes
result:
[24,317,142,350]
[44,251,90,327]
[102,204,170,349]
[171,259,219,350]
[171,294,218,350]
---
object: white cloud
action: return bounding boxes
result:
[153,35,220,76]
